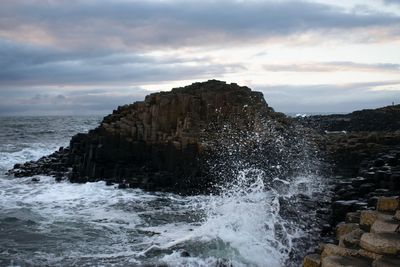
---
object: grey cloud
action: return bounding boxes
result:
[383,0,400,5]
[0,39,244,86]
[258,81,400,113]
[0,87,151,116]
[263,61,400,72]
[0,1,399,50]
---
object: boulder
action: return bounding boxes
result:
[370,219,400,234]
[360,233,400,255]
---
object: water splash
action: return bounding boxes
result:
[158,120,326,266]
[0,116,327,267]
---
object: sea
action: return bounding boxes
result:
[0,116,328,267]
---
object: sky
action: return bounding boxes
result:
[0,0,400,115]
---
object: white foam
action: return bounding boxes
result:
[0,143,59,170]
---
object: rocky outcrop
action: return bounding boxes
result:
[303,148,400,266]
[297,105,400,133]
[304,196,400,267]
[9,80,295,194]
[296,104,400,176]
[330,149,400,224]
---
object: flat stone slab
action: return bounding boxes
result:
[303,254,321,267]
[337,223,360,239]
[377,197,399,212]
[371,219,400,234]
[360,210,393,231]
[339,229,364,249]
[322,244,358,259]
[360,233,400,255]
[322,255,371,267]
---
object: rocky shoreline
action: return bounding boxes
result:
[299,106,400,266]
[7,80,313,195]
[5,80,400,266]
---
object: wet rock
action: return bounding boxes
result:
[180,250,190,257]
[31,177,40,182]
[215,258,233,267]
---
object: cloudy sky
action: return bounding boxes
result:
[1,0,399,115]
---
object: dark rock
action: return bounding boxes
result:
[118,183,128,189]
[332,200,359,224]
[180,250,190,257]
[8,80,300,194]
[374,159,385,167]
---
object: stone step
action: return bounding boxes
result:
[322,244,358,259]
[370,219,400,234]
[360,210,393,231]
[360,233,400,255]
[336,223,360,239]
[376,197,399,212]
[303,254,321,267]
[322,255,371,267]
[346,211,361,223]
[339,229,364,249]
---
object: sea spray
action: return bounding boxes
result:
[158,119,326,266]
[0,116,328,267]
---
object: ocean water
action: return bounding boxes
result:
[0,116,327,267]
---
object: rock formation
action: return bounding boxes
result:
[301,106,400,267]
[303,196,400,267]
[297,105,400,133]
[9,80,294,193]
[296,105,400,176]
